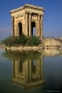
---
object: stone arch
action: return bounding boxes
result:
[31,21,36,36]
[18,61,23,73]
[32,60,36,73]
[18,22,22,36]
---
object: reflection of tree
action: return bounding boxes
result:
[2,50,42,62]
[2,48,62,61]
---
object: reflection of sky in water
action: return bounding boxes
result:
[43,57,62,90]
[0,49,62,93]
[33,60,36,66]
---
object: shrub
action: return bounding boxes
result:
[26,36,41,46]
[19,34,27,45]
[1,36,19,46]
[1,34,41,46]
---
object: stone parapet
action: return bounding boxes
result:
[6,46,43,51]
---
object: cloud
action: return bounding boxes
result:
[0,26,11,41]
[0,26,11,32]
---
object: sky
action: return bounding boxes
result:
[0,0,62,41]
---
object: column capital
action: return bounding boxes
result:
[29,12,32,14]
[11,16,13,18]
[29,12,31,17]
[38,14,43,19]
[38,14,40,20]
[25,12,29,17]
[38,13,41,16]
[25,11,28,14]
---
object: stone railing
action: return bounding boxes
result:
[6,46,43,51]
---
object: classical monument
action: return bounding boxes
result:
[9,4,45,37]
[11,53,45,90]
[9,4,62,47]
[10,49,62,90]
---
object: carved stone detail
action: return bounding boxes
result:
[10,4,44,37]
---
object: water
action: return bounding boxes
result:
[0,48,62,93]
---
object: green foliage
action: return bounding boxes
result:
[1,36,19,46]
[2,50,41,62]
[19,34,27,45]
[26,36,41,46]
[1,34,41,46]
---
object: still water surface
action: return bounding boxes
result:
[0,48,62,93]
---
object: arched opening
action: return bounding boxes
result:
[47,45,48,47]
[32,60,36,73]
[18,22,22,36]
[19,61,23,73]
[31,22,36,36]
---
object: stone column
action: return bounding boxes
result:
[41,15,43,37]
[36,60,38,77]
[11,17,14,36]
[14,23,19,36]
[36,21,38,36]
[23,61,26,79]
[25,60,29,83]
[37,60,41,79]
[39,15,41,37]
[29,13,31,36]
[29,60,32,81]
[12,59,15,78]
[23,23,26,35]
[26,12,29,35]
[37,14,40,36]
[15,60,18,73]
[41,58,43,78]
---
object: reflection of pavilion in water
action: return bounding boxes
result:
[38,48,61,57]
[10,48,62,90]
[11,56,45,90]
[44,48,61,57]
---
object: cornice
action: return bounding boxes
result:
[9,4,45,13]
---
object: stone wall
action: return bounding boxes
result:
[44,38,62,47]
[6,46,42,51]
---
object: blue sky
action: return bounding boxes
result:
[0,0,62,41]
